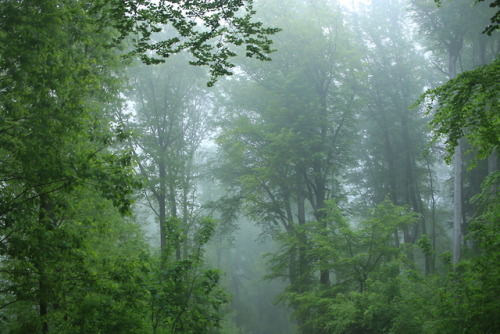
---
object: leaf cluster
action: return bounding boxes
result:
[417,58,500,165]
[92,0,280,86]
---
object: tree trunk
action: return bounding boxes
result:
[168,182,181,260]
[426,158,437,274]
[449,48,463,266]
[39,277,49,334]
[452,143,463,265]
[38,194,53,334]
[158,161,168,265]
[297,179,308,291]
[296,173,315,334]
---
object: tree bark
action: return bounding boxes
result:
[452,143,463,265]
[38,194,53,334]
[168,182,181,260]
[426,158,437,274]
[449,45,463,266]
[158,160,168,265]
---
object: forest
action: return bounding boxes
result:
[0,0,498,333]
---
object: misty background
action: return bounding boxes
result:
[0,0,498,333]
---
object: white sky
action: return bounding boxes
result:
[338,0,371,12]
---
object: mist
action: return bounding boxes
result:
[1,0,498,333]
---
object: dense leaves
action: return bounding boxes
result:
[0,0,279,331]
[92,0,279,85]
[1,0,498,333]
[212,1,499,333]
[149,219,230,334]
[419,58,500,164]
[267,200,419,334]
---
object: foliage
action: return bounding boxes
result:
[149,218,230,334]
[0,188,151,333]
[400,238,500,333]
[267,199,420,334]
[268,196,499,333]
[0,3,140,331]
[1,0,498,333]
[418,58,500,165]
[0,0,237,332]
[126,54,212,260]
[91,0,280,85]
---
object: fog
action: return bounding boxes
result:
[1,0,498,333]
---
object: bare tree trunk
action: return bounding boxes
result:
[449,47,463,267]
[453,143,463,265]
[426,157,437,274]
[168,182,181,260]
[296,173,315,334]
[158,161,167,259]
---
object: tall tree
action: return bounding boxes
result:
[214,1,361,332]
[410,0,498,264]
[350,0,436,273]
[127,54,211,262]
[0,1,138,331]
[1,0,276,331]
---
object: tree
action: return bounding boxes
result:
[267,200,420,334]
[1,0,276,331]
[147,218,229,334]
[409,2,499,332]
[214,1,361,332]
[0,2,139,331]
[127,54,211,262]
[479,0,500,34]
[410,0,498,265]
[419,58,499,165]
[0,185,154,333]
[348,0,437,273]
